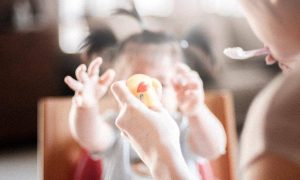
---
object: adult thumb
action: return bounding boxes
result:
[110,81,139,107]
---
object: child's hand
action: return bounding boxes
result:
[172,63,205,117]
[64,58,115,107]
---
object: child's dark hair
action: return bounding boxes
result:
[114,1,178,53]
[113,2,216,81]
[81,27,117,62]
[113,3,183,61]
[81,1,215,85]
[82,1,185,65]
[118,30,180,53]
[183,27,216,82]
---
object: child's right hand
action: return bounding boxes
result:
[64,58,116,108]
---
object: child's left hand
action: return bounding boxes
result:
[172,63,205,117]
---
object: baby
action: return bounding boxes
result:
[65,4,227,178]
[65,29,226,179]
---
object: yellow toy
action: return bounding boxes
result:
[126,74,162,107]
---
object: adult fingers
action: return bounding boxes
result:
[64,76,83,92]
[88,57,103,77]
[149,102,166,113]
[110,81,141,108]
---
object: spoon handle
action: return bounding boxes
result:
[251,47,270,56]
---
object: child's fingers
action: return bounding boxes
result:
[95,69,116,97]
[64,76,83,92]
[171,77,181,92]
[190,71,203,86]
[175,62,191,75]
[176,88,186,102]
[173,70,203,92]
[175,63,202,82]
[181,98,199,114]
[172,77,199,93]
[184,82,199,90]
[75,64,86,80]
[179,91,200,108]
[182,72,203,90]
[79,70,89,83]
[75,64,88,82]
[174,63,193,86]
[177,88,202,103]
[184,91,199,101]
[99,69,116,87]
[88,57,103,77]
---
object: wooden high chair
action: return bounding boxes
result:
[38,91,237,180]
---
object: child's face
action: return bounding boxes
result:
[241,0,300,72]
[114,44,180,113]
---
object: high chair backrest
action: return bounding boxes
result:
[38,91,237,180]
[38,97,81,180]
[204,91,237,180]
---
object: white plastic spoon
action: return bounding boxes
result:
[223,47,270,60]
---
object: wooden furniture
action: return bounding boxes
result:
[205,91,237,180]
[38,90,237,180]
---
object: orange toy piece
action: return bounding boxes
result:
[126,74,162,107]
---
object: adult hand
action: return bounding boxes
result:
[111,81,193,179]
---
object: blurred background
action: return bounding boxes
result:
[0,0,280,179]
